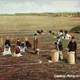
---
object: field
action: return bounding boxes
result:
[0,15,80,80]
[0,15,80,32]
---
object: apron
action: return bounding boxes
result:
[3,47,12,56]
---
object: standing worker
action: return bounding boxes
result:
[68,36,77,52]
[56,36,63,60]
[33,33,38,51]
[68,36,77,64]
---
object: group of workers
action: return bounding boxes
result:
[0,32,39,57]
[52,30,77,64]
[2,37,32,57]
[0,30,77,64]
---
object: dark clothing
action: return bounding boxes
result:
[56,39,63,51]
[68,41,77,52]
[33,38,38,51]
[5,39,11,47]
[58,43,63,51]
[20,42,25,48]
[15,46,20,54]
[16,41,21,46]
[25,41,32,48]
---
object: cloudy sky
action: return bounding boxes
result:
[0,0,80,14]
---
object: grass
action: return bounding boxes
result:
[0,15,80,32]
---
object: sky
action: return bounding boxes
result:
[0,0,80,14]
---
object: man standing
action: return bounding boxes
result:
[68,36,77,62]
[33,33,38,51]
[56,36,63,60]
[68,36,77,52]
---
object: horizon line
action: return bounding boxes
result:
[0,12,80,15]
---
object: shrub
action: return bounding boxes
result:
[70,25,80,33]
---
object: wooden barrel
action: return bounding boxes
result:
[51,50,59,63]
[68,51,75,64]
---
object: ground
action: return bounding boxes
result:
[0,15,80,80]
[0,32,80,80]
